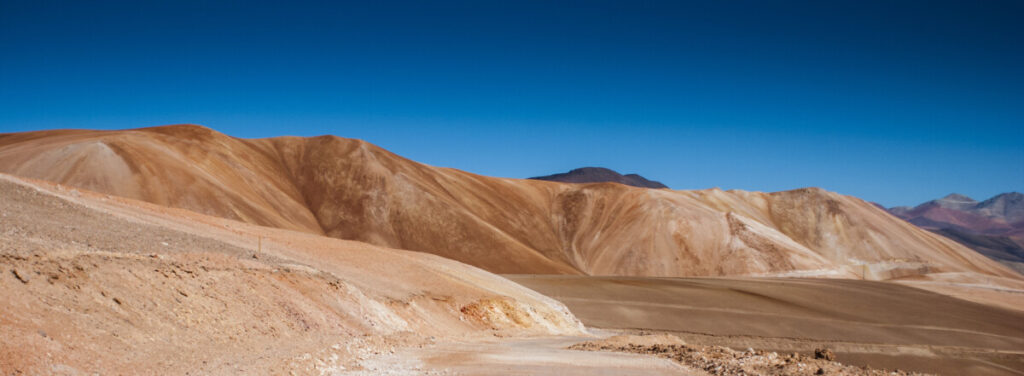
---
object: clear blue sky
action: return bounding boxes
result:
[2,0,1021,206]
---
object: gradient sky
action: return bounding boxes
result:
[2,0,1022,206]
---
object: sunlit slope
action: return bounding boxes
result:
[0,124,1016,279]
[0,173,584,374]
[0,126,320,233]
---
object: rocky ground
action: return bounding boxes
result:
[512,275,1024,375]
[570,335,930,376]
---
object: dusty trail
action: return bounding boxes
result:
[373,333,695,375]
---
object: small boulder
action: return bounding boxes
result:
[11,268,30,283]
[814,348,835,361]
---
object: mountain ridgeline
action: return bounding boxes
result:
[530,167,669,189]
[0,125,1017,281]
[889,193,1024,273]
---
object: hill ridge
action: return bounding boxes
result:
[0,124,1017,280]
[530,166,669,189]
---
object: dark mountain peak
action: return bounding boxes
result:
[941,193,977,203]
[985,192,1024,202]
[889,191,1024,236]
[530,167,668,189]
[885,191,1024,273]
[570,167,617,175]
[977,192,1024,223]
[924,193,980,211]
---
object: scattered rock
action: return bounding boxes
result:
[571,337,927,376]
[815,348,835,361]
[12,268,30,283]
[113,297,123,305]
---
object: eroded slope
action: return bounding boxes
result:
[0,174,582,374]
[0,125,1017,281]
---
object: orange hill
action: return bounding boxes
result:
[0,124,1016,280]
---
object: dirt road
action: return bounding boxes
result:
[352,332,695,375]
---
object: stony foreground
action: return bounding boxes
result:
[571,335,929,376]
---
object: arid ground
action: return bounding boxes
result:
[0,174,585,374]
[510,275,1024,375]
[3,125,1024,375]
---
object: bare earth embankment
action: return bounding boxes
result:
[510,275,1024,376]
[0,174,589,374]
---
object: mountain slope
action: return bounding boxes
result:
[889,193,1023,235]
[977,192,1024,224]
[0,125,1017,280]
[932,228,1024,274]
[0,173,583,374]
[530,167,669,189]
[889,192,1024,274]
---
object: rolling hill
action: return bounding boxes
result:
[0,124,1017,281]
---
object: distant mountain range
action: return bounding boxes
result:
[889,193,1024,273]
[530,167,668,189]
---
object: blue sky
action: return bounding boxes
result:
[1,0,1021,206]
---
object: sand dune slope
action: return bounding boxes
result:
[0,125,1016,280]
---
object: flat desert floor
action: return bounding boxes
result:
[508,275,1024,376]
